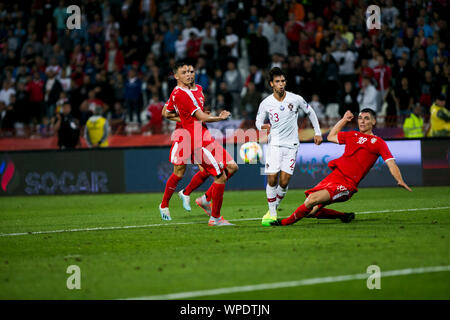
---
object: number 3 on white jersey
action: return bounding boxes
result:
[269,112,279,122]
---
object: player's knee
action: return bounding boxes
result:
[279,181,289,189]
[305,194,319,206]
[267,174,278,187]
[173,165,186,177]
[228,162,238,174]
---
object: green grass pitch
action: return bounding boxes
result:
[0,186,449,299]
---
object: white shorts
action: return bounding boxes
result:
[264,145,298,175]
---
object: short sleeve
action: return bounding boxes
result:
[337,131,352,144]
[378,139,395,162]
[165,96,175,113]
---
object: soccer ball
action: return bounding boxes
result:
[240,142,263,164]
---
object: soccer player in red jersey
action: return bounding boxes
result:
[271,108,412,226]
[159,64,213,220]
[163,61,239,226]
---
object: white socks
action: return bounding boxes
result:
[276,185,288,207]
[266,184,278,217]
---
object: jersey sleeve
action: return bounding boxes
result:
[175,89,200,116]
[378,139,395,162]
[255,101,268,130]
[297,95,311,114]
[337,131,352,144]
[165,95,175,113]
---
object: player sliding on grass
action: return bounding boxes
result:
[270,108,412,226]
[159,63,214,220]
[256,67,323,227]
[163,61,239,226]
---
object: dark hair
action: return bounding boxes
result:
[268,67,287,83]
[173,60,191,73]
[360,108,377,118]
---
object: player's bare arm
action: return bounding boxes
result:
[327,110,354,143]
[194,109,230,122]
[386,159,412,192]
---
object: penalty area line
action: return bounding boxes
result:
[0,206,449,237]
[124,265,450,300]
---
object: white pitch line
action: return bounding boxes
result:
[125,265,450,300]
[0,206,449,238]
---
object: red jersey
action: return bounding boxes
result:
[147,101,164,125]
[167,85,212,147]
[328,131,394,186]
[373,65,392,91]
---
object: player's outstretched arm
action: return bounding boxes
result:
[386,159,412,192]
[327,110,354,144]
[194,109,230,122]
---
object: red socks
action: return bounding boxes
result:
[161,174,182,208]
[281,204,312,225]
[314,208,346,219]
[205,183,214,202]
[211,182,225,218]
[183,170,210,196]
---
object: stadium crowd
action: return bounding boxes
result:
[0,0,449,143]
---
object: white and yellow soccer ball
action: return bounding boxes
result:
[239,142,263,164]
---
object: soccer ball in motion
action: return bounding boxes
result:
[240,142,263,164]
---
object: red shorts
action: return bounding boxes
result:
[169,128,193,165]
[305,169,358,204]
[192,140,233,177]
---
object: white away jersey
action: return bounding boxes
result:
[255,91,321,149]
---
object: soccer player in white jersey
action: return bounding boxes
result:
[256,67,323,226]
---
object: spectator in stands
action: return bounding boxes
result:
[384,87,399,127]
[225,26,239,62]
[373,55,392,110]
[309,94,326,124]
[124,69,142,125]
[174,33,187,61]
[403,103,424,138]
[269,25,288,57]
[396,77,414,117]
[143,92,164,134]
[53,0,67,38]
[0,101,15,136]
[27,71,45,126]
[247,24,269,69]
[223,61,243,116]
[0,81,16,107]
[54,103,80,150]
[110,102,126,135]
[44,70,63,119]
[392,37,410,59]
[245,65,265,93]
[339,81,359,116]
[195,57,209,93]
[186,31,202,62]
[14,81,30,127]
[241,81,261,120]
[357,76,378,112]
[104,41,124,73]
[85,106,109,148]
[163,22,179,58]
